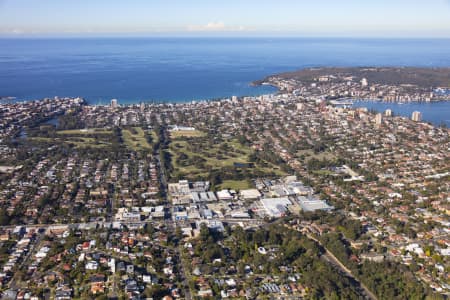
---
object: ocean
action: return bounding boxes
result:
[1,37,450,125]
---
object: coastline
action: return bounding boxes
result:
[3,38,450,106]
[0,96,16,102]
[3,66,450,106]
[330,98,450,104]
[6,82,279,105]
[256,66,450,103]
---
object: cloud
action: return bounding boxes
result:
[187,21,226,31]
[11,28,24,34]
[204,21,226,30]
[0,28,25,35]
[187,22,246,32]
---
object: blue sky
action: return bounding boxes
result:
[1,0,450,37]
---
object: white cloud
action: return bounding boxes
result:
[187,22,246,32]
[204,21,226,30]
[0,28,25,34]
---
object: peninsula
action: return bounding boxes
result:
[256,67,450,102]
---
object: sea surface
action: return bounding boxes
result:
[1,37,450,125]
[351,101,450,127]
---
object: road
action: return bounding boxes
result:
[154,127,192,299]
[164,219,192,300]
[177,249,192,300]
[302,229,378,300]
[1,220,377,300]
[8,230,44,290]
[154,126,168,198]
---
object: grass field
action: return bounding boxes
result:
[57,128,112,135]
[296,149,336,162]
[169,130,206,138]
[32,128,109,149]
[149,130,159,144]
[122,127,153,151]
[217,179,253,191]
[30,135,110,149]
[31,126,156,151]
[169,136,285,181]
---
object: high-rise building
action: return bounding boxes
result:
[110,99,118,108]
[375,113,383,125]
[411,111,422,122]
[361,78,368,87]
[140,102,145,112]
[385,109,392,117]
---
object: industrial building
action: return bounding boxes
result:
[260,197,292,218]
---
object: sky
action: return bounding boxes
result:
[1,0,450,37]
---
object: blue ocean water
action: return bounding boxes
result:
[352,101,450,127]
[1,38,450,124]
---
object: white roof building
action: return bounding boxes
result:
[298,196,333,212]
[240,189,261,200]
[217,190,233,201]
[260,197,292,218]
[86,261,98,270]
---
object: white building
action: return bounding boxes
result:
[375,113,383,125]
[108,258,116,273]
[298,196,333,212]
[260,197,292,218]
[361,78,368,87]
[86,261,99,270]
[405,243,424,256]
[240,189,261,200]
[110,99,118,108]
[216,189,233,201]
[411,111,422,122]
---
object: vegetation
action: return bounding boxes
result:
[122,127,154,151]
[56,128,112,135]
[27,127,114,150]
[167,135,285,186]
[57,109,85,130]
[320,231,439,299]
[273,67,450,88]
[169,129,206,138]
[188,224,365,299]
[216,179,253,191]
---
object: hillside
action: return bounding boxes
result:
[265,67,450,88]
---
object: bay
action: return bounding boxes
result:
[1,37,450,125]
[1,37,450,104]
[351,100,450,127]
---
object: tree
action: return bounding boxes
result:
[143,285,170,298]
[175,226,183,241]
[144,223,155,236]
[199,223,210,242]
[0,208,10,226]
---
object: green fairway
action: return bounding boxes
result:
[168,136,285,181]
[122,127,153,151]
[217,179,253,191]
[32,126,157,151]
[169,130,206,138]
[30,136,110,149]
[57,128,112,135]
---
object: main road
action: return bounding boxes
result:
[291,225,378,300]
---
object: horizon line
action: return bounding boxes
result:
[1,34,450,39]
